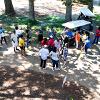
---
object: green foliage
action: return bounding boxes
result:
[0,14,39,26]
[41,15,65,27]
[95,14,100,21]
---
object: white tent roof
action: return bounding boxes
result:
[80,8,95,17]
[62,20,91,29]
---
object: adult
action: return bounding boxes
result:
[26,28,32,48]
[39,45,49,69]
[54,39,61,53]
[63,43,68,67]
[41,38,48,46]
[50,47,60,71]
[66,29,73,38]
[84,37,91,54]
[48,26,56,38]
[93,27,100,44]
[37,29,43,43]
[48,35,55,52]
[0,25,7,45]
[75,31,81,49]
[11,30,19,52]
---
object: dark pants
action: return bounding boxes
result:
[1,37,7,44]
[52,59,59,68]
[85,45,88,54]
[26,39,31,48]
[93,36,99,44]
[40,58,47,68]
[48,46,53,52]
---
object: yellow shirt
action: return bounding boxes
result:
[19,38,25,47]
[82,34,87,42]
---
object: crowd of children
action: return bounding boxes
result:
[0,24,100,71]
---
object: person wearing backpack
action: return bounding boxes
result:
[93,27,100,44]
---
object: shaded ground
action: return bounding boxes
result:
[0,39,100,99]
[0,0,100,99]
[0,65,93,100]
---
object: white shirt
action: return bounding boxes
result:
[15,29,22,37]
[11,33,18,47]
[54,40,61,49]
[39,48,49,60]
[50,51,59,61]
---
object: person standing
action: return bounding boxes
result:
[84,37,91,54]
[63,43,68,67]
[93,27,100,44]
[11,30,19,53]
[75,31,81,49]
[15,26,23,39]
[50,47,60,71]
[48,35,55,52]
[41,38,48,46]
[0,25,7,45]
[39,45,49,69]
[54,39,61,54]
[25,28,31,48]
[19,34,26,56]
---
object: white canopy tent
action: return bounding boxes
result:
[62,20,91,29]
[80,8,95,17]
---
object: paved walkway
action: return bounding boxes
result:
[0,40,100,99]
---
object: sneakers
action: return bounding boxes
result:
[52,67,60,71]
[55,68,60,70]
[52,67,55,71]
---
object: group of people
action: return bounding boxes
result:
[0,24,100,71]
[10,26,32,56]
[38,26,100,71]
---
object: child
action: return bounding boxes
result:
[50,47,60,71]
[11,30,19,53]
[0,25,7,45]
[63,43,68,67]
[54,39,61,53]
[19,34,26,56]
[84,37,91,54]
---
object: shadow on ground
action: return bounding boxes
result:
[0,65,93,100]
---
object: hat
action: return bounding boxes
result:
[50,35,53,38]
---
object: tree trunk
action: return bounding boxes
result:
[65,0,72,22]
[88,0,93,12]
[4,0,15,16]
[29,0,35,20]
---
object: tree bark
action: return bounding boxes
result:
[4,0,15,16]
[88,0,93,12]
[65,0,72,22]
[29,0,35,20]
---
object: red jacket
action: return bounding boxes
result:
[41,40,48,46]
[48,38,54,47]
[96,29,100,37]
